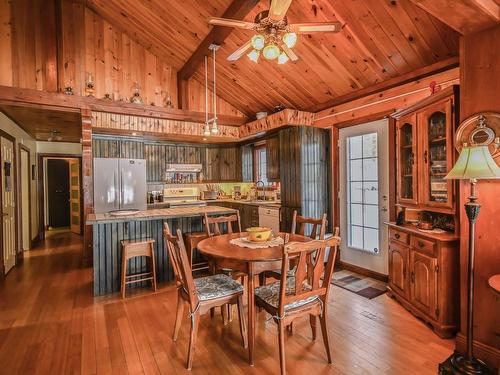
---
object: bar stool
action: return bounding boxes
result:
[183,231,209,273]
[120,238,157,299]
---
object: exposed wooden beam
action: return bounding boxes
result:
[177,0,259,82]
[308,57,459,112]
[409,0,499,35]
[0,85,246,126]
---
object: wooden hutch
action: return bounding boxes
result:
[386,85,460,338]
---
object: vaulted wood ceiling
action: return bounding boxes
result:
[87,0,460,116]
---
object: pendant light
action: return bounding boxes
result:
[210,44,219,135]
[203,55,211,136]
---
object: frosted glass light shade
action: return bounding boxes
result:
[263,44,280,60]
[251,34,265,50]
[277,52,289,64]
[247,49,260,62]
[282,32,297,48]
[445,146,500,180]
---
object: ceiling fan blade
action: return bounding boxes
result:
[289,22,342,33]
[227,40,253,61]
[208,17,256,30]
[269,0,293,21]
[281,44,299,61]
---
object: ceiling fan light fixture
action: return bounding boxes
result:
[282,32,297,48]
[277,51,289,64]
[263,44,280,60]
[247,49,260,62]
[251,34,265,50]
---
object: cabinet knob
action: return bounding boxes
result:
[394,233,400,239]
[418,241,424,248]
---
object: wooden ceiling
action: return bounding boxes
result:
[80,0,461,116]
[0,104,82,142]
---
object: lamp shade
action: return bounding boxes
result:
[445,145,500,180]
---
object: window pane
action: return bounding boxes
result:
[364,182,378,204]
[349,182,363,203]
[364,228,379,253]
[350,159,363,181]
[363,158,378,181]
[363,133,378,157]
[350,203,363,226]
[363,205,379,228]
[350,226,363,249]
[349,136,362,159]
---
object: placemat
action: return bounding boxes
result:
[230,236,284,249]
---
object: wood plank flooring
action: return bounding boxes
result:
[0,233,454,374]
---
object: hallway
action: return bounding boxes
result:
[0,234,454,374]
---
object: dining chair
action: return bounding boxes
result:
[254,235,341,375]
[262,210,328,283]
[163,225,247,370]
[203,211,246,322]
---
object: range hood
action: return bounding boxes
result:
[165,163,203,172]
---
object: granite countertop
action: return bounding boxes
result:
[86,205,237,224]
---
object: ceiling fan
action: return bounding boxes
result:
[208,0,342,64]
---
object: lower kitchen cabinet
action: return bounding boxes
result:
[386,223,459,338]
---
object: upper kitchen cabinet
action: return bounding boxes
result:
[204,147,220,182]
[393,86,458,214]
[241,145,253,182]
[266,136,280,181]
[219,146,242,182]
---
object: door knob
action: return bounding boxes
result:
[381,207,388,212]
[1,213,8,217]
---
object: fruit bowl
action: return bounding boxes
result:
[246,227,272,242]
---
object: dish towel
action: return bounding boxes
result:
[230,236,285,249]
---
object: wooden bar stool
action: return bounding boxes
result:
[120,239,157,298]
[183,231,209,273]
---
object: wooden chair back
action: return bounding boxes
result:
[163,223,199,309]
[203,211,242,237]
[277,236,341,318]
[291,210,327,240]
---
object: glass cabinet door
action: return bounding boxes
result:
[396,114,418,205]
[418,99,454,211]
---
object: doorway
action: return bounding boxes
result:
[339,119,389,275]
[19,145,31,252]
[38,154,82,239]
[1,132,17,275]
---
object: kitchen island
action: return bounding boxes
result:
[87,206,236,295]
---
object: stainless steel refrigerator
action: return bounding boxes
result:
[93,158,147,213]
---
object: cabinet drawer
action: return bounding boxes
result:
[410,236,436,256]
[389,228,409,244]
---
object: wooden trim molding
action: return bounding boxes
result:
[455,333,500,370]
[240,109,315,139]
[18,143,31,256]
[339,261,389,283]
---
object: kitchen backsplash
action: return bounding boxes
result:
[147,182,254,197]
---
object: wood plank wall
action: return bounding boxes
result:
[92,136,242,183]
[0,0,243,116]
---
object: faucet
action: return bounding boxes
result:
[256,180,265,201]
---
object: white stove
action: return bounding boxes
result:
[162,187,206,207]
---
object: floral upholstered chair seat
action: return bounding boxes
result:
[194,274,244,301]
[254,277,318,311]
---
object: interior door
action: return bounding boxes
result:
[1,136,16,274]
[69,159,81,234]
[47,159,70,228]
[339,119,390,275]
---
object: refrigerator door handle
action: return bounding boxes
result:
[119,168,123,209]
[114,169,120,209]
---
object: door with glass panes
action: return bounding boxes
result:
[339,119,390,275]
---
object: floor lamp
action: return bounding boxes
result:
[439,145,499,374]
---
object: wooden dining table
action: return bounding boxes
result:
[197,232,311,366]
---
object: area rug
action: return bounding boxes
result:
[332,270,387,299]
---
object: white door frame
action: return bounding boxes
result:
[338,119,390,275]
[19,144,31,251]
[1,132,18,276]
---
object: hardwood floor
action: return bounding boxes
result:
[0,233,454,374]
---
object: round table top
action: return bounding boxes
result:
[197,232,311,262]
[488,274,500,297]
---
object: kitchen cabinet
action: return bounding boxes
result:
[386,223,459,338]
[219,147,242,182]
[204,147,220,181]
[266,136,280,181]
[241,145,253,182]
[393,86,458,213]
